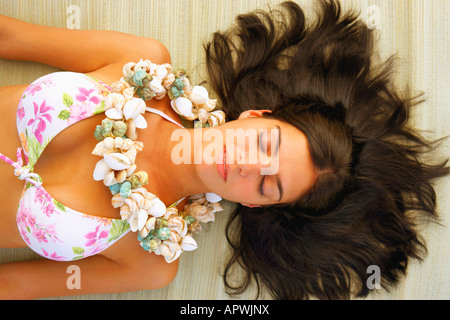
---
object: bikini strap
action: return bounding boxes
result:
[146,107,184,128]
[0,148,42,187]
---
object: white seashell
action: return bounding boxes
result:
[201,99,217,112]
[130,192,145,208]
[115,169,127,183]
[149,63,158,76]
[137,209,149,231]
[122,87,135,101]
[186,202,215,223]
[92,142,106,157]
[182,77,192,95]
[119,138,132,150]
[145,217,156,230]
[184,112,198,121]
[124,198,139,214]
[165,239,181,253]
[133,187,150,199]
[140,227,150,239]
[191,195,206,205]
[103,137,115,150]
[163,207,179,221]
[135,59,151,72]
[125,119,138,140]
[198,108,209,124]
[113,137,124,148]
[170,231,181,245]
[180,218,188,238]
[120,204,131,220]
[189,193,205,201]
[163,73,175,89]
[166,249,181,263]
[129,212,139,232]
[105,107,123,120]
[120,77,131,88]
[149,78,165,94]
[160,243,181,264]
[205,192,222,203]
[123,98,146,120]
[208,110,226,127]
[126,164,137,177]
[212,202,224,212]
[154,89,167,101]
[147,198,166,217]
[187,202,208,219]
[111,81,125,93]
[161,63,172,72]
[133,141,144,152]
[103,171,117,186]
[107,93,125,110]
[180,235,198,251]
[143,199,152,210]
[123,148,137,164]
[133,114,148,129]
[122,62,136,77]
[103,152,131,170]
[189,86,209,105]
[167,216,185,237]
[155,65,169,79]
[111,193,125,208]
[93,159,110,181]
[208,115,219,127]
[171,97,195,119]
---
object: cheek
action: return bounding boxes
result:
[225,177,258,202]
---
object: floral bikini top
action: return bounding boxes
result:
[0,72,184,261]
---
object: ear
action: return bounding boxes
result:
[238,109,272,120]
[241,203,263,208]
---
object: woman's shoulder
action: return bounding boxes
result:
[87,39,172,85]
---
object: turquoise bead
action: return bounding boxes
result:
[156,227,171,241]
[173,78,186,90]
[133,69,148,87]
[109,183,121,195]
[120,181,132,198]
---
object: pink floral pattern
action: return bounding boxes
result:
[11,72,130,261]
[27,100,55,144]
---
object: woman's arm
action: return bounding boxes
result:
[0,234,178,299]
[0,15,170,72]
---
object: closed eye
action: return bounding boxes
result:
[258,131,267,154]
[259,176,265,197]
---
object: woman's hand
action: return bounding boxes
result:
[0,15,170,73]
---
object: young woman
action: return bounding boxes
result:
[0,1,448,299]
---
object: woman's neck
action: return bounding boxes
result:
[139,115,209,204]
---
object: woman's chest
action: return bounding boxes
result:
[32,110,177,220]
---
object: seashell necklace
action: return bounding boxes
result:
[92,59,226,263]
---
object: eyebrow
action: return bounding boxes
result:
[274,125,283,201]
[273,125,281,155]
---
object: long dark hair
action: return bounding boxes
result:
[204,0,449,299]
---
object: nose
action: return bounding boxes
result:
[237,162,261,177]
[235,148,271,177]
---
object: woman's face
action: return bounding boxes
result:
[194,110,318,207]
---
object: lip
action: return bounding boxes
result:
[216,146,229,182]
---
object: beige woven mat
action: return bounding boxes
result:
[0,0,448,299]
